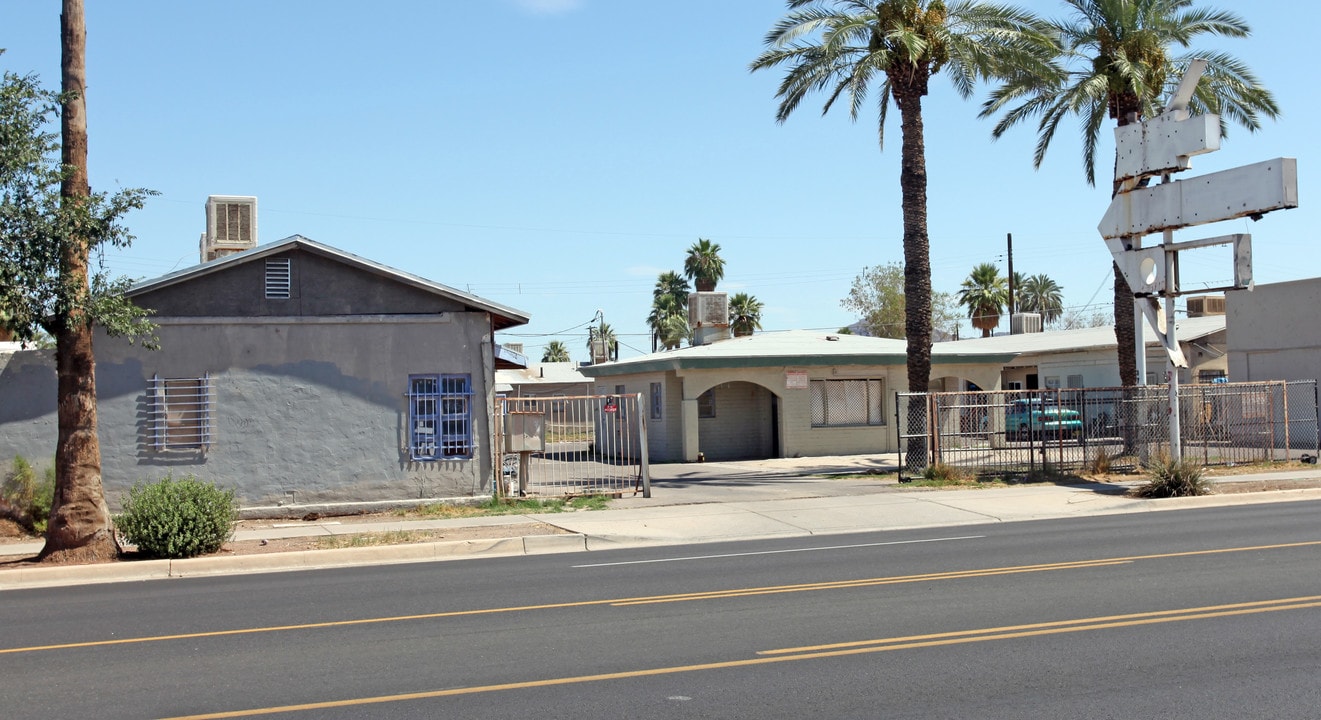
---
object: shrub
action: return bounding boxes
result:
[115,475,237,558]
[1086,448,1113,476]
[1135,456,1209,498]
[922,462,972,484]
[2,455,56,533]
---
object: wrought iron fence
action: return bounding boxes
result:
[495,393,651,498]
[896,380,1318,479]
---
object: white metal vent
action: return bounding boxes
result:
[1010,313,1043,334]
[265,258,291,299]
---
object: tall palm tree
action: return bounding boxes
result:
[752,0,1053,409]
[657,313,690,351]
[648,294,688,351]
[958,263,1009,337]
[981,0,1278,385]
[653,270,691,309]
[1018,272,1065,323]
[728,292,765,337]
[683,238,726,292]
[541,340,570,363]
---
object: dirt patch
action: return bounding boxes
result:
[0,516,568,568]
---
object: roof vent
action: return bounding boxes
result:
[200,195,258,263]
[1186,295,1226,317]
[689,292,731,346]
[1010,313,1043,334]
[826,335,840,341]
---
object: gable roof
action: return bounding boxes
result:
[579,329,1017,377]
[127,235,530,330]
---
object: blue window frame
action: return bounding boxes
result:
[408,374,473,460]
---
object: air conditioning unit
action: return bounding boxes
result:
[688,292,730,328]
[1011,312,1043,334]
[1186,295,1226,317]
[200,195,258,262]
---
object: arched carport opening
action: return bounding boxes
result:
[694,380,780,461]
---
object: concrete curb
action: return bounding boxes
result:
[4,482,1321,592]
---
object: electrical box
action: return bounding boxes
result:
[503,411,546,453]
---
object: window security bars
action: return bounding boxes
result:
[149,374,213,451]
[265,258,291,299]
[896,380,1319,479]
[408,374,473,461]
[811,379,885,427]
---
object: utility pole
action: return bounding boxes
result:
[1006,233,1015,325]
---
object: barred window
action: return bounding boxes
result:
[150,374,213,450]
[697,389,716,419]
[810,379,885,427]
[408,374,473,460]
[650,382,662,420]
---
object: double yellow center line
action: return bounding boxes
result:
[164,594,1321,719]
[6,539,1321,657]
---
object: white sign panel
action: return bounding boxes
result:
[1114,113,1220,182]
[1099,158,1298,240]
[785,370,808,390]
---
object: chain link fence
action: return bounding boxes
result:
[495,393,651,498]
[896,380,1318,479]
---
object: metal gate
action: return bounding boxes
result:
[896,380,1319,479]
[495,393,650,498]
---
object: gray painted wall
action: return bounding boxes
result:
[1228,278,1321,383]
[133,248,468,318]
[0,313,496,509]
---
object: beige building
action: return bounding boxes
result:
[581,316,1228,464]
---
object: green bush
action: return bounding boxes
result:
[2,455,56,533]
[115,475,237,558]
[1135,456,1209,498]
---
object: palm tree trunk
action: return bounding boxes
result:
[41,0,116,562]
[895,73,932,472]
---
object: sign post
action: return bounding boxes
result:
[1099,60,1298,462]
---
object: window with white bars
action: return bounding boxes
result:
[408,374,473,461]
[265,258,291,299]
[149,374,213,450]
[810,379,885,427]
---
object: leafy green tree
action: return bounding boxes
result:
[751,0,1053,418]
[1018,272,1065,323]
[958,263,1009,337]
[728,292,765,337]
[841,262,960,339]
[981,0,1278,384]
[541,340,570,363]
[2,22,156,563]
[683,238,725,292]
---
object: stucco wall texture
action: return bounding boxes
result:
[0,314,495,509]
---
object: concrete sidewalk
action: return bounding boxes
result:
[4,455,1321,590]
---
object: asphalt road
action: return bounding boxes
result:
[3,501,1321,719]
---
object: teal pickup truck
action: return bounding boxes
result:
[1006,398,1083,441]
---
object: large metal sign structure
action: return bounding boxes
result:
[1098,60,1299,460]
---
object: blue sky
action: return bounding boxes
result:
[4,1,1316,361]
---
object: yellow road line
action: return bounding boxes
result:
[4,539,1319,656]
[161,594,1321,719]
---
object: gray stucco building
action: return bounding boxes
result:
[0,235,529,509]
